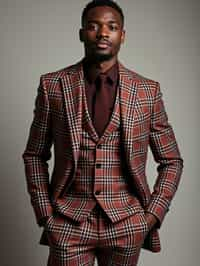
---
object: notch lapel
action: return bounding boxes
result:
[60,61,84,170]
[118,63,138,163]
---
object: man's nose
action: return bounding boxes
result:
[97,25,109,38]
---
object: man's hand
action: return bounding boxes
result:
[144,212,158,231]
[38,216,50,227]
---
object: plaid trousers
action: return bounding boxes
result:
[45,204,149,266]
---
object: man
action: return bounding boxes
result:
[22,0,183,265]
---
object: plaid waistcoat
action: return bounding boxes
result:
[54,78,143,223]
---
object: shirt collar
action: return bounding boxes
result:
[83,60,119,85]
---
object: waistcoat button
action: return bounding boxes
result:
[96,163,101,168]
[95,190,101,195]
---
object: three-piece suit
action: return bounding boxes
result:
[23,60,183,265]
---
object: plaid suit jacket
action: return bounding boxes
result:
[22,60,183,252]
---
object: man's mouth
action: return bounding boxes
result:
[96,41,111,49]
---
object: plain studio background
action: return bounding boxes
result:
[0,0,199,265]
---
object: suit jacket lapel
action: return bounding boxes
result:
[60,61,84,167]
[118,63,139,163]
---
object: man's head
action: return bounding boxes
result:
[79,0,125,62]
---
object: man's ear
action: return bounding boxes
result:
[121,29,126,44]
[79,29,84,42]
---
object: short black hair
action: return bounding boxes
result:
[81,0,124,27]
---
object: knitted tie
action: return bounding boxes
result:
[93,74,109,136]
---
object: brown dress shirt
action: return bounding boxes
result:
[83,61,119,136]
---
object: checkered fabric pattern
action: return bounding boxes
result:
[22,60,183,253]
[53,72,145,224]
[45,205,148,266]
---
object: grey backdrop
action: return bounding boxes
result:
[0,0,199,265]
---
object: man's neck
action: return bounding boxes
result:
[83,56,118,75]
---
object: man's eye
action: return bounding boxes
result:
[109,25,118,31]
[87,24,98,31]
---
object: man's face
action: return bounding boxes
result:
[80,6,125,62]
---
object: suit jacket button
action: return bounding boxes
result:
[97,144,102,149]
[95,190,101,195]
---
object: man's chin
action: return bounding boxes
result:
[93,53,113,62]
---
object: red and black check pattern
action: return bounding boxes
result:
[53,80,145,225]
[23,60,183,253]
[45,205,148,266]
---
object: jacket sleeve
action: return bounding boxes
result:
[22,75,54,227]
[145,82,183,228]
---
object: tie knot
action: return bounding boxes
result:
[96,74,107,88]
